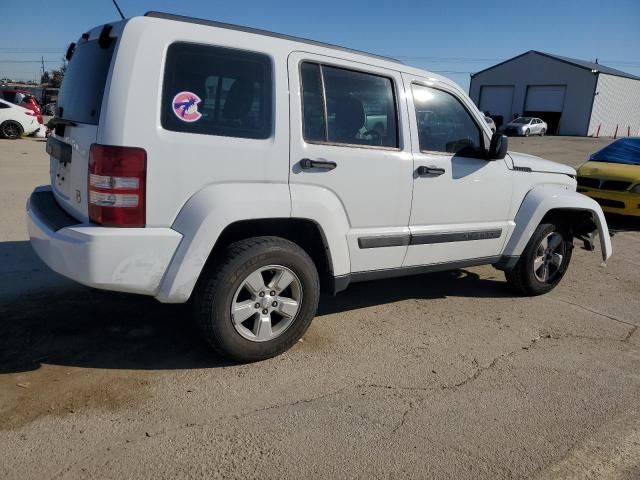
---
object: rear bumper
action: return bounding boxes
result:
[24,120,39,135]
[27,186,183,296]
[577,188,640,217]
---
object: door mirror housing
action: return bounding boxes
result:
[488,133,508,160]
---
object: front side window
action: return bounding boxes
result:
[412,84,482,155]
[162,42,272,139]
[301,62,398,148]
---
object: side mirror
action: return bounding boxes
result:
[488,133,508,160]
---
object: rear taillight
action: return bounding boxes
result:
[88,144,146,227]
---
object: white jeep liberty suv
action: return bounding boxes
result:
[27,12,612,361]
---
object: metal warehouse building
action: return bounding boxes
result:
[469,50,640,136]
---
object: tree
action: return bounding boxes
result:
[50,70,64,88]
[41,55,67,87]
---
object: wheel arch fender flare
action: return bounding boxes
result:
[156,183,351,303]
[502,186,612,262]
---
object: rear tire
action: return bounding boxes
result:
[0,121,23,140]
[193,236,320,362]
[505,223,573,296]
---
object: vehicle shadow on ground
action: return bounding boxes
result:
[318,269,510,316]
[0,240,511,374]
[606,213,640,233]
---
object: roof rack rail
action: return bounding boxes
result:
[144,11,402,65]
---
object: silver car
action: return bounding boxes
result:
[503,117,548,136]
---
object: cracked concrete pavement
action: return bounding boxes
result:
[1,136,639,479]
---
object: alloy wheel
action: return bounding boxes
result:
[533,232,566,283]
[3,123,20,139]
[230,265,303,342]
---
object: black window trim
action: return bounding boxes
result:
[411,82,487,157]
[160,41,274,140]
[299,60,402,152]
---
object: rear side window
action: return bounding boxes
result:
[161,43,272,139]
[412,84,482,156]
[57,40,115,125]
[301,62,398,149]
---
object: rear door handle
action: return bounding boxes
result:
[416,166,445,177]
[300,158,337,171]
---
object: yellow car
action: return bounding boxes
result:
[577,138,640,217]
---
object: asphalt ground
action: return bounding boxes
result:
[1,135,639,479]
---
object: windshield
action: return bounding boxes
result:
[57,39,115,125]
[512,117,531,124]
[590,138,640,165]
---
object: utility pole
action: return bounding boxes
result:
[41,56,45,82]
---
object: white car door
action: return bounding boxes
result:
[402,75,514,267]
[532,119,541,134]
[0,99,31,133]
[288,53,414,273]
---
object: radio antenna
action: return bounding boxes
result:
[111,0,125,20]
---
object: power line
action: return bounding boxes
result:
[0,60,60,63]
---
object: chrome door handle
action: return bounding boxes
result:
[300,158,337,170]
[416,166,445,176]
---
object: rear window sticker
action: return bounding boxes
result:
[172,91,202,122]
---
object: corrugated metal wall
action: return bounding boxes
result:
[588,74,640,137]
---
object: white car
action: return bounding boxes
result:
[27,13,611,361]
[503,117,548,137]
[0,98,39,139]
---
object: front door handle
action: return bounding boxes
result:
[300,158,337,171]
[416,165,445,177]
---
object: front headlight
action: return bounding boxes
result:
[631,184,640,193]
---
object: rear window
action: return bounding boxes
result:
[57,40,115,125]
[161,42,272,139]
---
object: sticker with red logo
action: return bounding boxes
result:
[172,91,202,122]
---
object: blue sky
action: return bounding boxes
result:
[1,0,638,91]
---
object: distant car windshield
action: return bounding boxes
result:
[590,138,640,165]
[512,117,531,124]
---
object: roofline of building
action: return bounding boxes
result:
[144,11,403,65]
[470,50,534,78]
[471,50,639,81]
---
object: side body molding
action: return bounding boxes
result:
[502,186,612,261]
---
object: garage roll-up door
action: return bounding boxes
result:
[525,85,566,112]
[479,86,513,125]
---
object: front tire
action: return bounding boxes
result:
[194,236,320,362]
[524,128,530,137]
[540,128,546,136]
[505,223,573,296]
[0,121,23,140]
